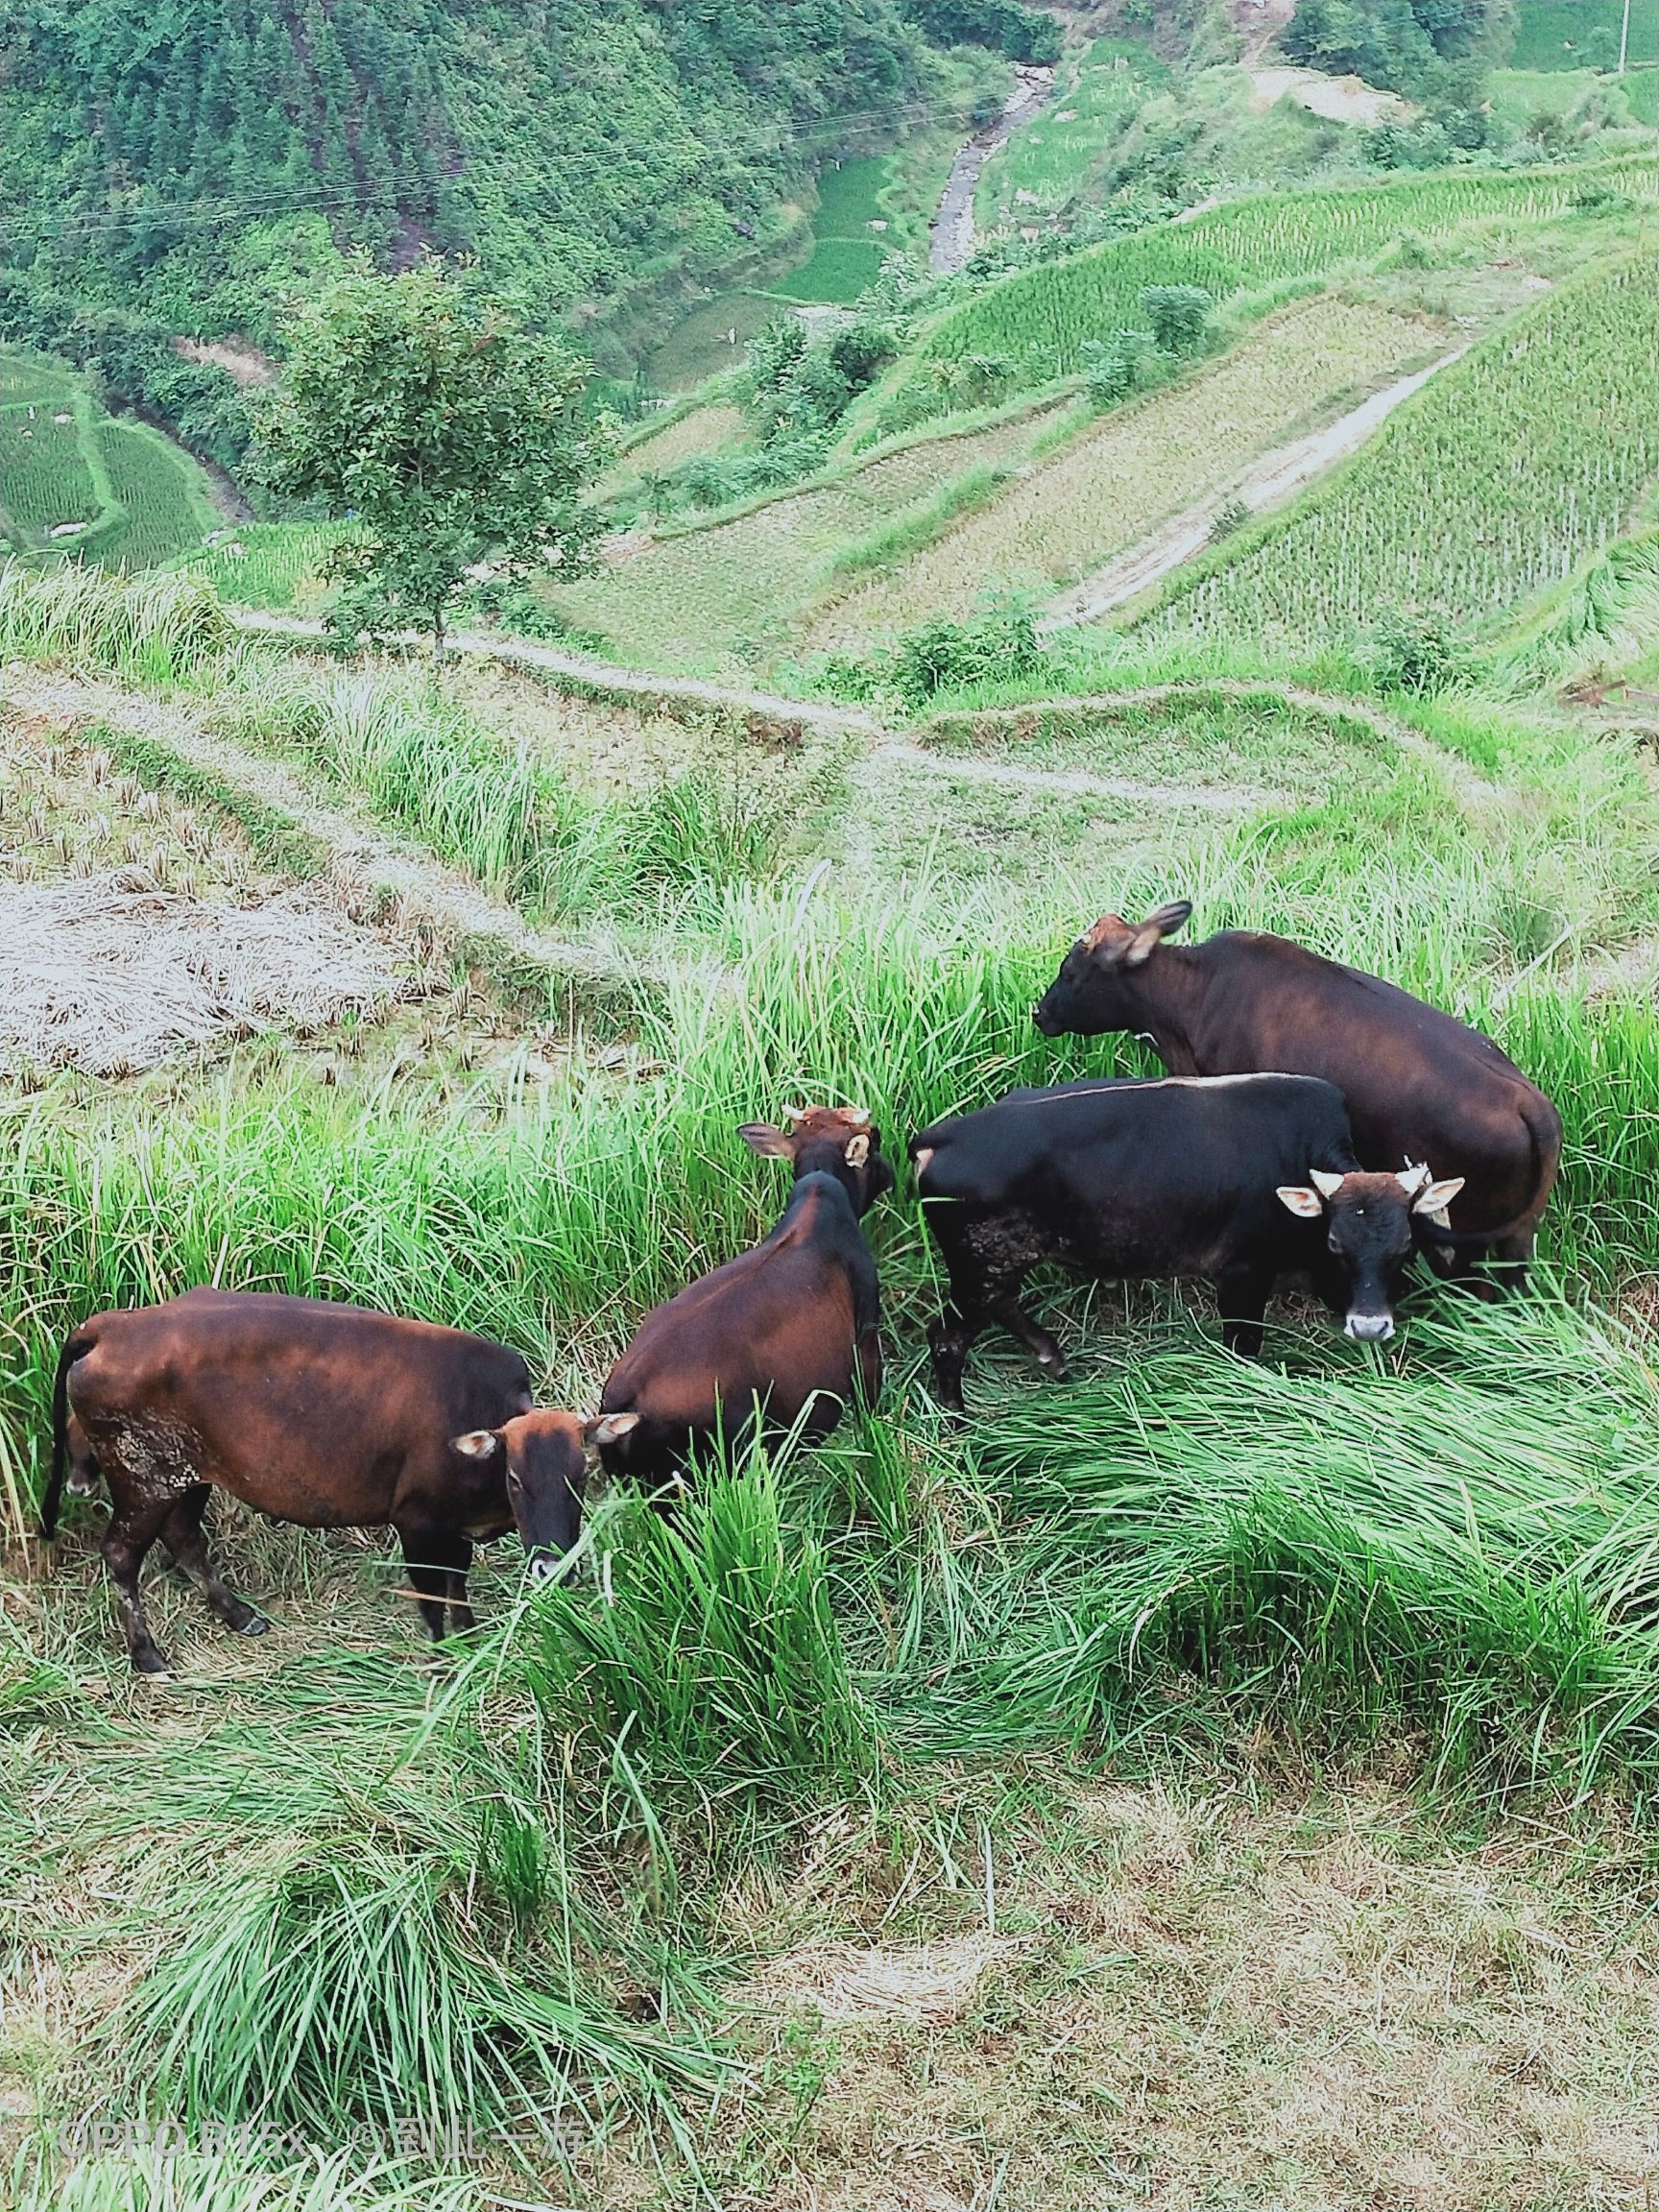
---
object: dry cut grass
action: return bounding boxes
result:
[685,1779,1659,2212]
[805,295,1449,650]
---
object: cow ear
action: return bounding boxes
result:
[738,1122,794,1159]
[1277,1186,1325,1219]
[1310,1168,1345,1198]
[452,1430,500,1459]
[584,1411,640,1449]
[1122,899,1192,967]
[844,1133,871,1167]
[1413,1175,1464,1222]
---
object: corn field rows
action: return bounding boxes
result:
[902,156,1659,390]
[1143,248,1659,650]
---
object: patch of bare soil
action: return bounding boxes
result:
[170,335,275,388]
[0,874,405,1075]
[1246,62,1410,124]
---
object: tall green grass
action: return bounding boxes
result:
[13,2145,486,2212]
[0,560,229,676]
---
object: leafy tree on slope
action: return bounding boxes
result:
[257,260,605,662]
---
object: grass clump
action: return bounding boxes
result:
[0,561,229,678]
[517,1459,878,1793]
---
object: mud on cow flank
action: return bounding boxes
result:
[597,1105,896,1492]
[911,1074,1463,1408]
[45,1287,628,1673]
[1033,901,1561,1279]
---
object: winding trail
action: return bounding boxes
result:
[223,614,1491,811]
[233,611,880,739]
[1045,346,1470,631]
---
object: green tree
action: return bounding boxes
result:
[256,261,606,661]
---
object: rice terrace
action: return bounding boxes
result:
[9,1,1659,2208]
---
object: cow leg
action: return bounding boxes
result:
[397,1524,470,1643]
[1488,1230,1533,1298]
[101,1497,179,1675]
[985,1293,1070,1382]
[1216,1264,1273,1358]
[160,1487,269,1638]
[443,1534,475,1638]
[927,1302,984,1416]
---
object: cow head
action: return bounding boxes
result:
[1033,901,1193,1036]
[1276,1164,1465,1341]
[450,1408,640,1577]
[737,1104,896,1214]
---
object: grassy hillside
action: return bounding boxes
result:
[1512,0,1659,69]
[1141,242,1659,656]
[8,565,1659,2206]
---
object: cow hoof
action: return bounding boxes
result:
[132,1648,174,1677]
[233,1612,271,1638]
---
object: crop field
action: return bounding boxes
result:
[1512,0,1659,69]
[769,156,894,306]
[805,292,1446,647]
[887,155,1659,402]
[9,565,1659,2208]
[1142,244,1659,657]
[0,349,218,570]
[543,404,1059,670]
[976,37,1167,228]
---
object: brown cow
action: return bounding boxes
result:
[595,1106,895,1490]
[1033,902,1562,1279]
[44,1287,635,1673]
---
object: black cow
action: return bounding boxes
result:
[44,1287,633,1673]
[1034,902,1560,1281]
[911,1074,1462,1407]
[597,1106,895,1489]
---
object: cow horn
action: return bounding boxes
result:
[1310,1168,1345,1198]
[845,1106,872,1128]
[782,1104,813,1127]
[1397,1161,1431,1193]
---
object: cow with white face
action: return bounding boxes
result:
[1275,1161,1466,1343]
[910,1074,1463,1408]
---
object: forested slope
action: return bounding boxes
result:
[0,0,1037,463]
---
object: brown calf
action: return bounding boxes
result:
[45,1287,625,1673]
[596,1106,895,1490]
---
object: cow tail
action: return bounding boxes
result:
[42,1330,93,1540]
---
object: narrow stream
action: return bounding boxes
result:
[928,64,1057,275]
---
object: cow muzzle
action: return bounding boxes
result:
[1344,1311,1396,1343]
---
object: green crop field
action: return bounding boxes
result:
[1512,0,1659,68]
[1142,245,1659,656]
[0,349,218,571]
[808,293,1443,647]
[768,232,888,305]
[888,156,1659,403]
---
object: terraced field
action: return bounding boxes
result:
[882,155,1659,409]
[805,293,1449,648]
[0,349,218,569]
[542,405,1062,670]
[1143,244,1659,656]
[975,36,1166,228]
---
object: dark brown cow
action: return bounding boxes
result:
[44,1287,629,1673]
[1033,902,1561,1278]
[596,1106,895,1490]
